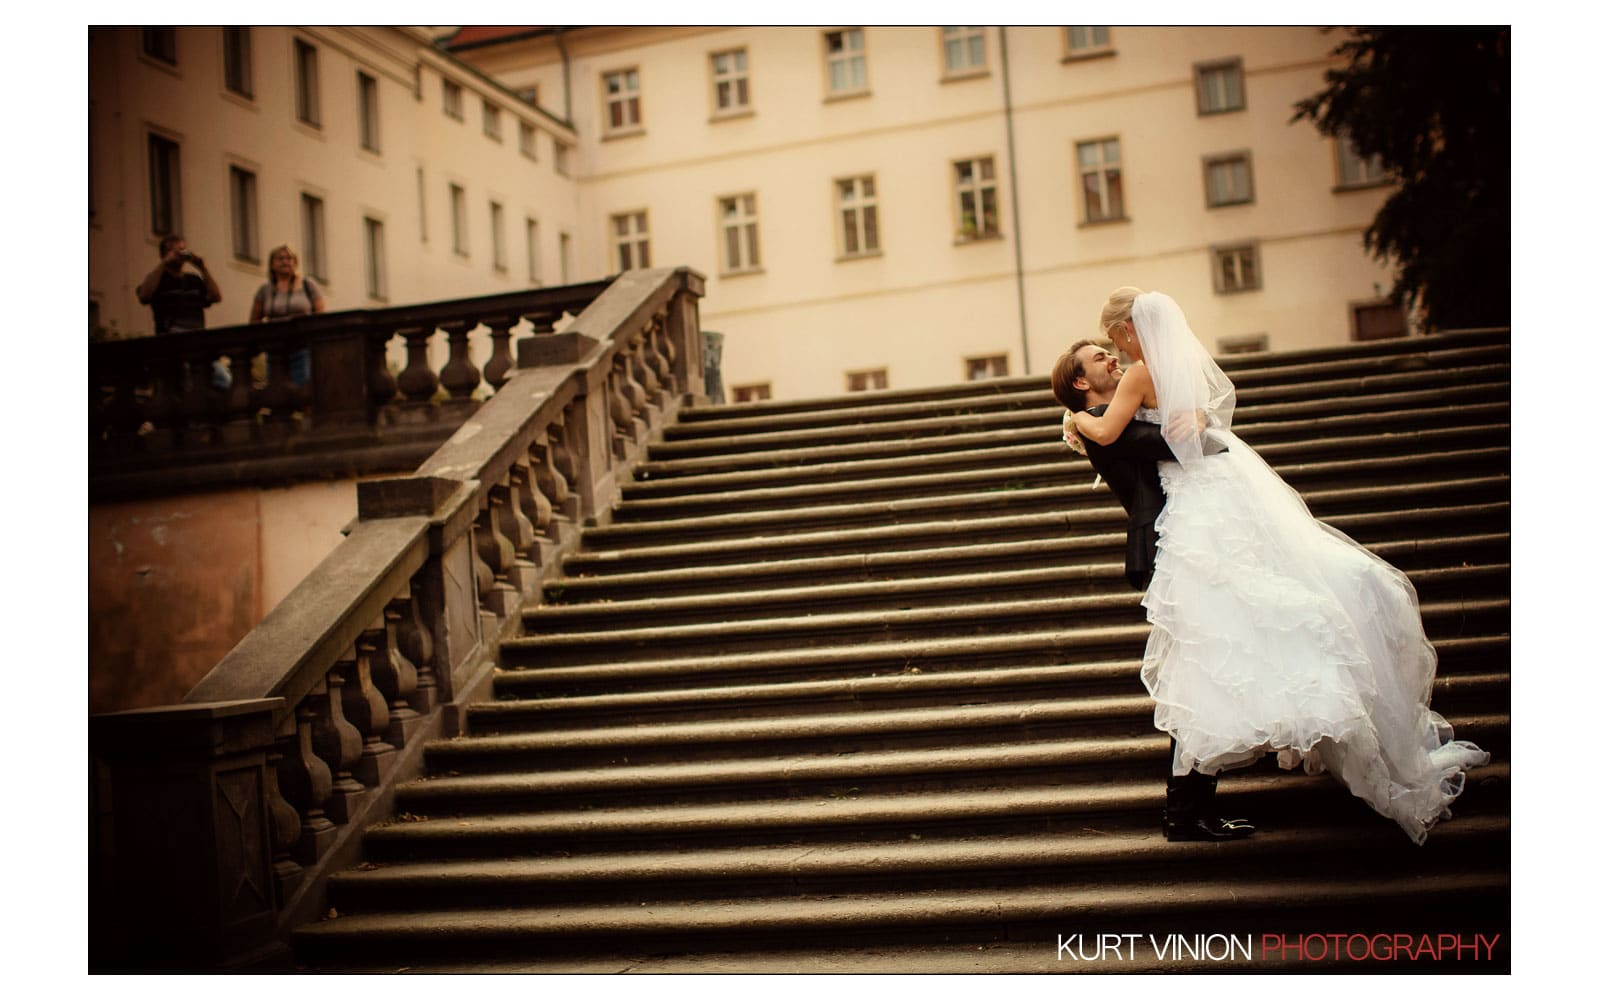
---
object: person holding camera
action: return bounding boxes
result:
[136,234,227,388]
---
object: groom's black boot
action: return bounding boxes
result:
[1163,738,1255,842]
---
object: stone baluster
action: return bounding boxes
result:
[396,325,440,412]
[474,488,521,618]
[178,354,220,448]
[275,704,337,866]
[630,319,666,410]
[97,367,143,449]
[609,355,642,460]
[530,436,573,543]
[482,315,517,391]
[220,345,258,446]
[258,342,299,441]
[367,329,400,411]
[526,307,562,337]
[506,463,549,581]
[345,630,399,787]
[370,598,423,746]
[438,320,482,416]
[649,309,680,396]
[549,408,585,521]
[393,585,438,714]
[141,356,184,451]
[308,669,366,824]
[263,745,304,908]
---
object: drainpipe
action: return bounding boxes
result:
[999,27,1031,375]
[555,28,573,123]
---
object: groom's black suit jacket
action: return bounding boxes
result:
[1080,403,1176,591]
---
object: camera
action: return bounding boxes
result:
[179,250,194,260]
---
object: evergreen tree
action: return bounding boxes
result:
[1294,28,1510,331]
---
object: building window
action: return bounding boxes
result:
[1212,242,1261,294]
[554,140,572,177]
[449,183,468,256]
[293,39,320,127]
[1203,151,1253,208]
[519,121,537,159]
[1065,27,1112,58]
[836,175,880,257]
[416,167,427,243]
[612,211,650,270]
[1336,135,1387,189]
[732,383,772,403]
[846,368,888,392]
[526,218,541,285]
[364,217,387,301]
[228,166,258,263]
[603,69,642,133]
[483,100,502,141]
[559,232,571,283]
[1217,333,1269,354]
[300,193,326,282]
[824,29,868,96]
[519,85,539,106]
[223,27,252,98]
[1077,138,1125,224]
[142,28,177,65]
[711,49,750,114]
[965,355,1009,380]
[358,71,380,152]
[1351,301,1408,341]
[442,79,463,120]
[147,134,181,237]
[490,201,507,271]
[942,27,986,76]
[1195,59,1245,115]
[719,194,761,274]
[954,157,1000,240]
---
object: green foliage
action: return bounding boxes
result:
[1293,28,1510,331]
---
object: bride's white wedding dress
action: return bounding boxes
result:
[1119,293,1488,846]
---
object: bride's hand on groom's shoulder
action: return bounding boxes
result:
[1061,410,1087,456]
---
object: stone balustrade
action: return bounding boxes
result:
[89,267,706,970]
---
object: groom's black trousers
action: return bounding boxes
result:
[1167,737,1219,818]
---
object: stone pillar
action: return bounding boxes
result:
[89,699,289,971]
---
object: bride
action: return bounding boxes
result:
[1068,287,1489,845]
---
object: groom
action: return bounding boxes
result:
[1053,339,1255,843]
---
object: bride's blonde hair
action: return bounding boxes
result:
[1099,285,1144,339]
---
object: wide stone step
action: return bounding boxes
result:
[546,532,1510,605]
[502,594,1509,669]
[640,389,1508,480]
[483,647,1509,731]
[355,762,1508,860]
[585,459,1508,550]
[523,563,1506,635]
[326,812,1508,917]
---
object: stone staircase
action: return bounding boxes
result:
[293,329,1511,972]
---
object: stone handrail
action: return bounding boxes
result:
[89,278,615,498]
[89,267,706,970]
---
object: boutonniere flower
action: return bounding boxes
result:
[1061,410,1087,456]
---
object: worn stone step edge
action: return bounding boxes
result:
[360,762,1509,846]
[635,400,1510,490]
[618,428,1510,519]
[521,562,1507,635]
[547,531,1510,604]
[331,813,1508,897]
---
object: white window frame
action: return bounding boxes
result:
[718,193,761,275]
[442,78,463,121]
[363,216,387,301]
[1217,333,1269,355]
[223,27,253,99]
[1195,58,1246,115]
[710,48,751,115]
[845,368,888,392]
[836,174,880,258]
[293,37,320,127]
[482,100,502,142]
[964,354,1009,381]
[449,183,468,256]
[823,28,868,98]
[1202,151,1253,208]
[603,68,642,135]
[1335,135,1387,189]
[941,27,987,78]
[1212,241,1262,294]
[525,217,541,285]
[358,70,380,152]
[953,156,1000,241]
[559,231,571,283]
[1076,137,1126,224]
[732,383,772,403]
[147,132,181,237]
[143,27,177,66]
[300,192,327,282]
[228,164,259,263]
[490,200,507,272]
[1064,27,1113,59]
[519,121,537,160]
[611,211,650,271]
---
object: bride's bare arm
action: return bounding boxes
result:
[1073,364,1154,445]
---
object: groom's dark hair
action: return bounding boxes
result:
[1052,338,1097,411]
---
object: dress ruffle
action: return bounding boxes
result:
[1140,435,1489,845]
